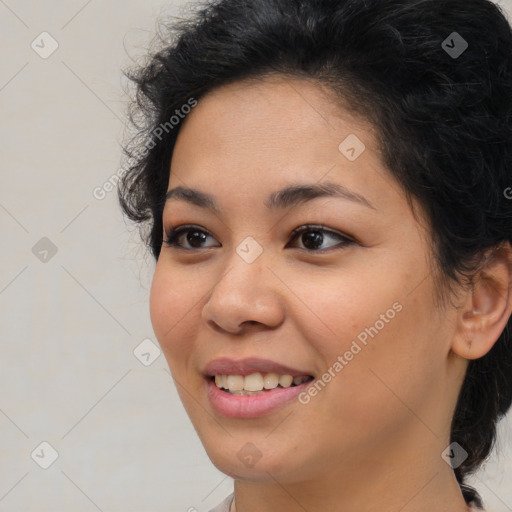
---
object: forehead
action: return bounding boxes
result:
[169,75,379,188]
[179,74,373,142]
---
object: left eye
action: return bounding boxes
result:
[162,224,354,252]
[288,225,354,251]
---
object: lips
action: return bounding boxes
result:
[206,377,313,418]
[202,357,314,378]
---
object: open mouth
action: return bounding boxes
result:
[208,374,314,395]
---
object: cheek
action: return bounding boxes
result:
[294,269,404,355]
[312,255,440,368]
[149,263,199,366]
[301,270,442,421]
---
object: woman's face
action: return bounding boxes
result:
[150,75,464,486]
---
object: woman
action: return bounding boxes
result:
[118,0,512,510]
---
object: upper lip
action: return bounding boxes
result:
[203,357,313,377]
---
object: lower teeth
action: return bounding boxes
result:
[226,389,267,395]
[223,384,297,395]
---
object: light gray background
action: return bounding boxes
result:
[0,1,511,511]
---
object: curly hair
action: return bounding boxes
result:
[118,0,512,508]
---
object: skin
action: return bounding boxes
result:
[149,75,512,512]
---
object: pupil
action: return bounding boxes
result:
[303,230,322,249]
[188,230,206,247]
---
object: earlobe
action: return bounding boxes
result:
[452,242,512,360]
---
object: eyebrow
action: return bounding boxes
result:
[164,181,376,213]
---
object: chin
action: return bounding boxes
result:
[202,436,309,483]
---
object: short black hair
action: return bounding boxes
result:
[118,0,512,508]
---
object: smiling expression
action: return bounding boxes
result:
[149,74,465,486]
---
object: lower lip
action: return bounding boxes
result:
[206,378,312,419]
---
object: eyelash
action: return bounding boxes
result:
[162,224,355,253]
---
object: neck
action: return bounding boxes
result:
[229,443,471,512]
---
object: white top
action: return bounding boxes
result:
[208,493,234,512]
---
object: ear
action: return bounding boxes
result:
[451,242,512,360]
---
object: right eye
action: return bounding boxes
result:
[162,225,220,250]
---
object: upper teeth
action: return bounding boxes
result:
[214,373,309,392]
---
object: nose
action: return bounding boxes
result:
[200,252,285,335]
